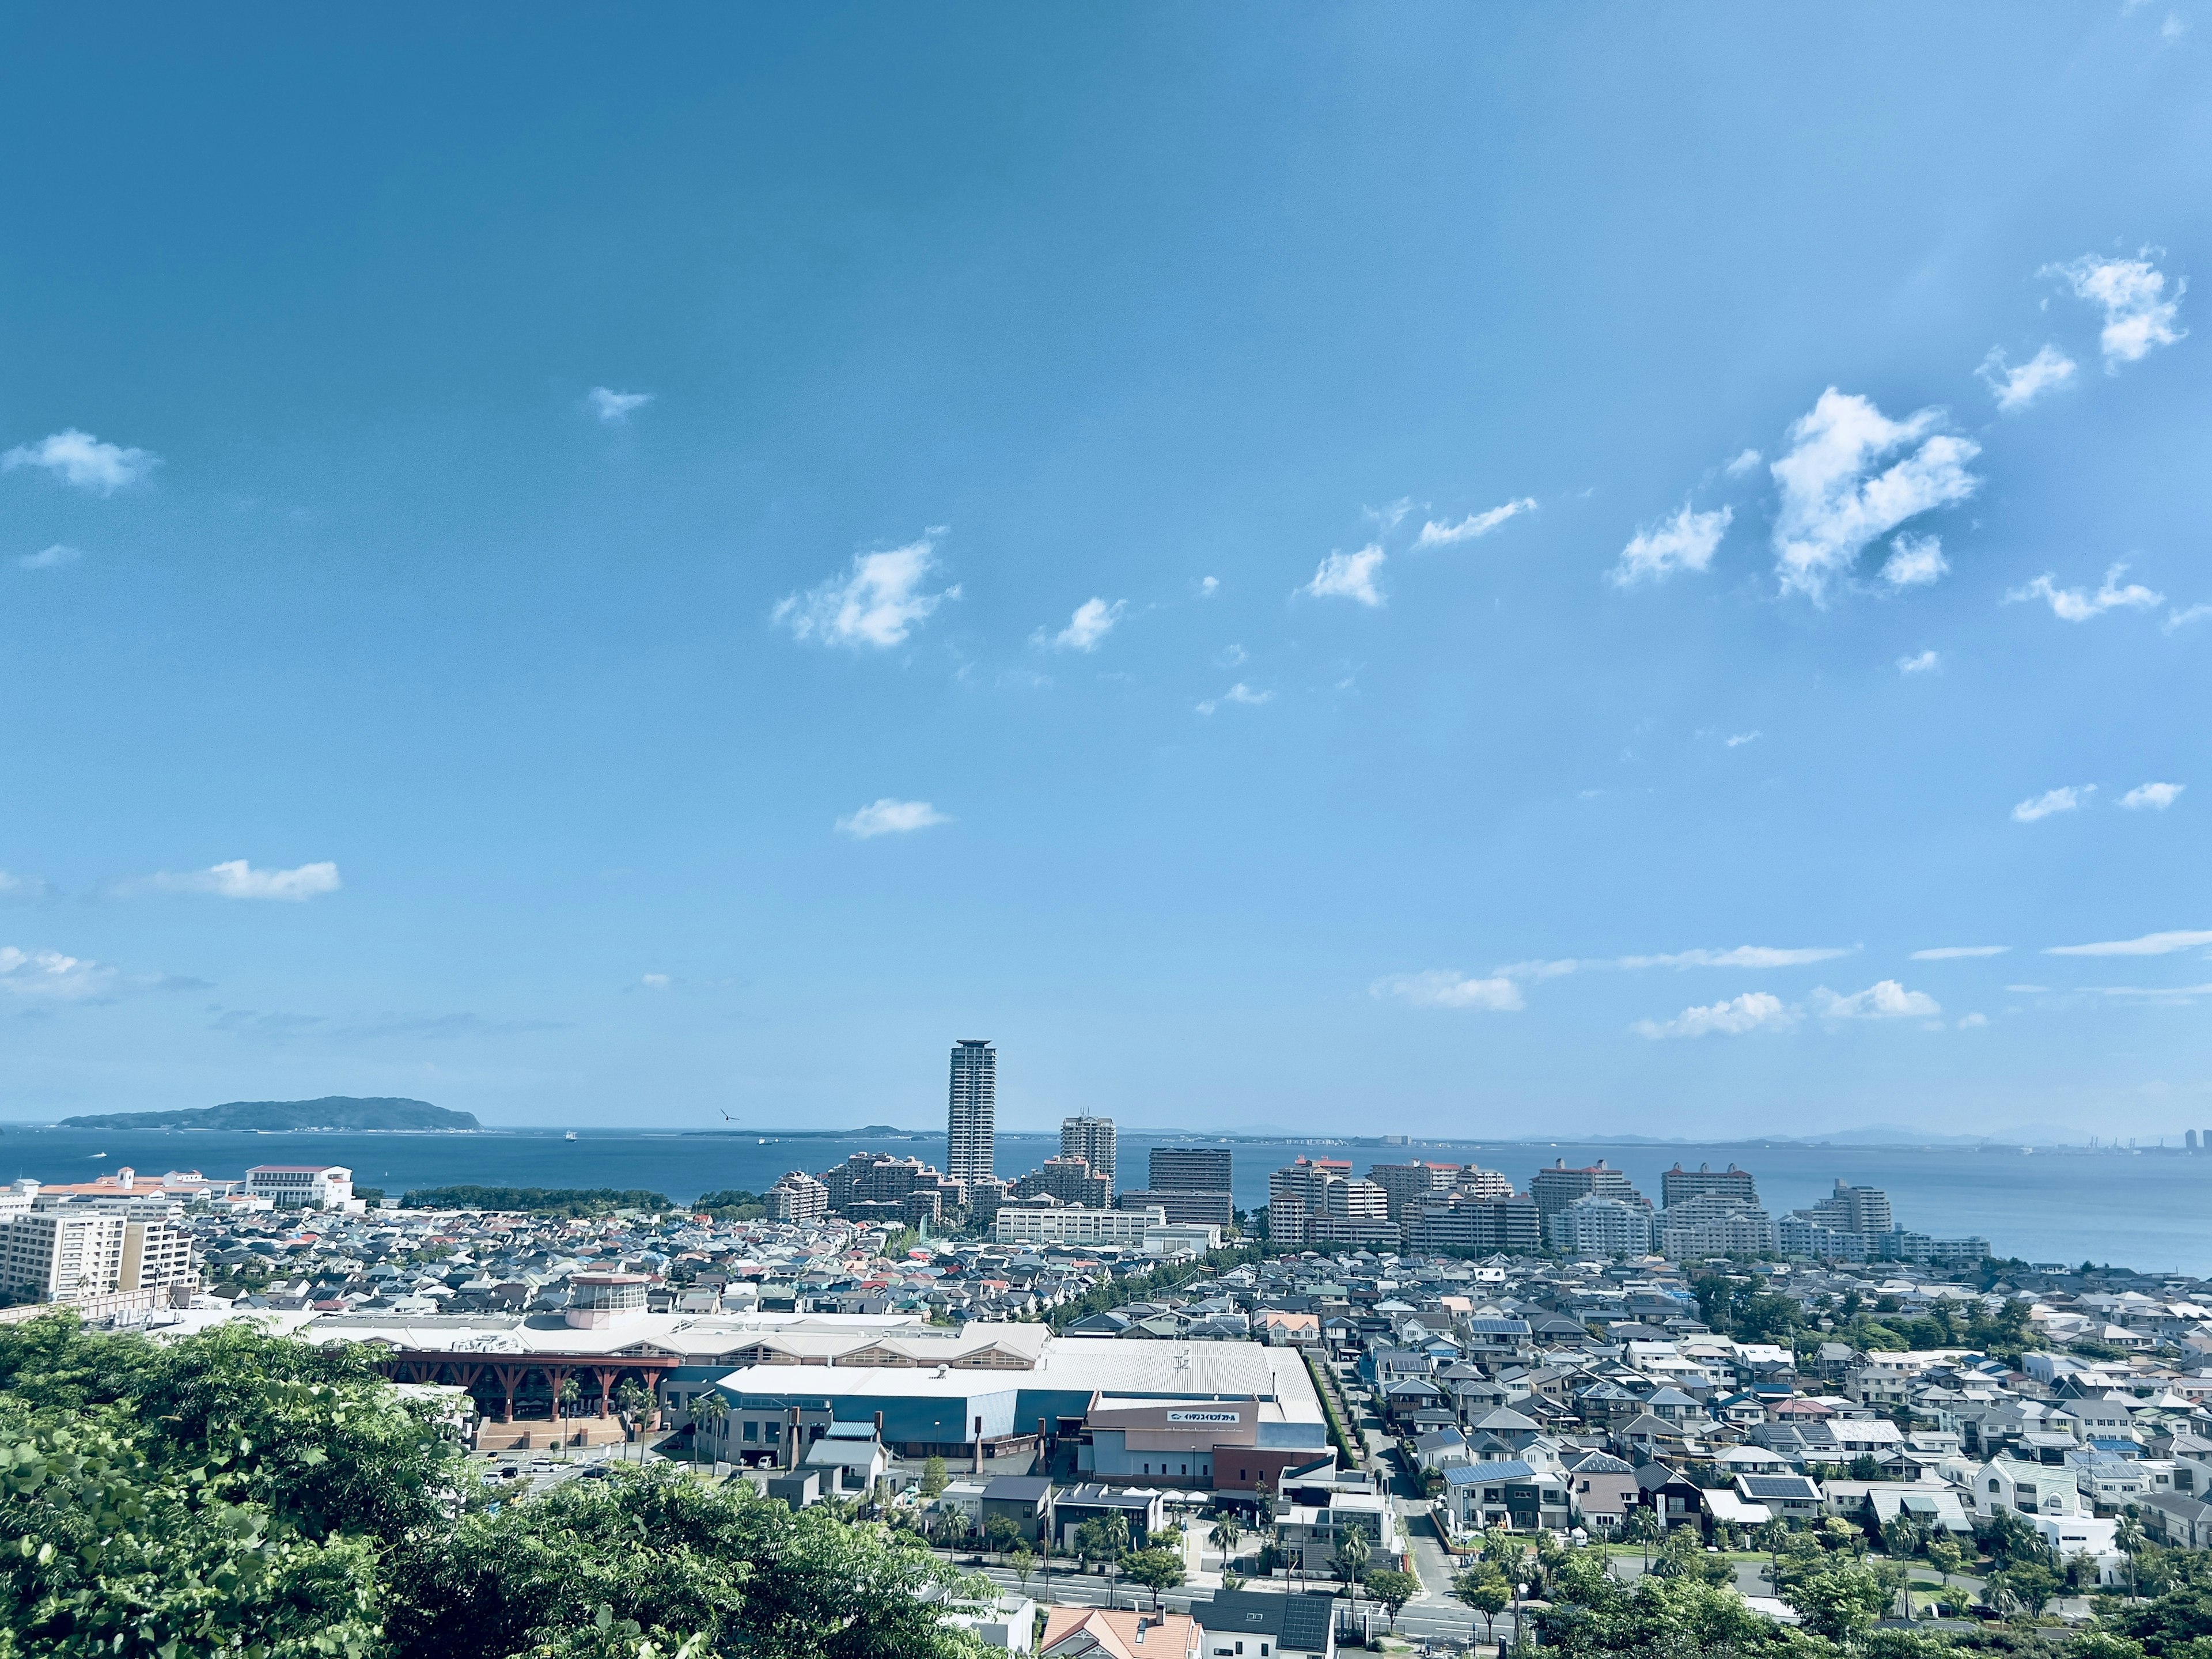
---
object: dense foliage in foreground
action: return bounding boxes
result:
[0,1316,984,1659]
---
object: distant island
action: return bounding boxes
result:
[680,1123,925,1139]
[58,1096,482,1132]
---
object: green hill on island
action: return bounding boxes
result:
[58,1096,481,1132]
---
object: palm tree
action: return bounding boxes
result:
[690,1391,729,1470]
[555,1376,581,1455]
[2116,1515,2145,1600]
[1210,1513,1244,1571]
[616,1380,652,1463]
[1336,1527,1372,1620]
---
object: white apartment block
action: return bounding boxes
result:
[1547,1195,1654,1257]
[120,1217,198,1298]
[767,1171,830,1224]
[994,1203,1165,1247]
[243,1164,355,1209]
[1,1211,126,1302]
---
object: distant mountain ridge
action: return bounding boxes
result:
[58,1097,480,1132]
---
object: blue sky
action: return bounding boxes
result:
[1,6,2207,1137]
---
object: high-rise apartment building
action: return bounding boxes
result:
[1528,1160,1649,1222]
[0,1210,126,1302]
[1660,1162,1759,1209]
[1366,1161,1456,1222]
[1059,1116,1118,1194]
[1150,1146,1233,1194]
[946,1039,997,1187]
[1802,1180,1892,1234]
[1013,1156,1109,1209]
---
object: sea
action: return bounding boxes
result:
[6,1123,2211,1278]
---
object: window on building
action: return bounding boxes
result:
[743,1422,757,1442]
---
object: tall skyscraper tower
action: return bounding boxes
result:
[1059,1115,1118,1194]
[946,1040,997,1186]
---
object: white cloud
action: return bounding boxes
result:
[2046,252,2188,367]
[1770,389,1981,601]
[1611,504,1732,588]
[1880,533,1949,588]
[1957,1012,1989,1028]
[0,872,50,902]
[2120,781,2185,811]
[1724,731,1760,748]
[1197,576,1219,597]
[2012,786,2093,823]
[2005,563,2163,622]
[2084,980,2212,1002]
[2046,929,2212,957]
[2164,12,2190,41]
[1911,945,2010,960]
[1815,979,1941,1019]
[588,388,653,424]
[1043,597,1127,653]
[2165,603,2212,633]
[0,945,120,1001]
[1616,944,1852,970]
[138,859,343,900]
[774,533,959,649]
[17,544,82,570]
[1897,650,1942,675]
[640,972,672,989]
[1365,498,1415,531]
[835,798,950,839]
[1195,683,1272,715]
[2,429,159,494]
[1373,971,1525,1012]
[1724,449,1763,478]
[1413,498,1538,548]
[1976,344,2078,412]
[1301,546,1387,607]
[1633,991,1794,1039]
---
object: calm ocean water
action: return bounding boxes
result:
[6,1123,2210,1277]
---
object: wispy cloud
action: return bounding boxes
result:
[835,798,950,839]
[1911,945,2010,960]
[1814,979,1941,1019]
[2012,786,2092,823]
[2165,603,2212,634]
[1617,945,1851,970]
[1724,449,1763,478]
[774,531,960,649]
[1770,389,1980,602]
[1413,497,1537,549]
[128,859,342,901]
[2119,781,2185,811]
[17,544,82,570]
[1976,344,2078,412]
[0,946,123,1002]
[1880,533,1949,588]
[1372,971,1525,1012]
[1196,683,1272,715]
[1633,991,1794,1039]
[0,872,51,903]
[1300,546,1386,607]
[1897,650,1942,675]
[1364,498,1415,532]
[2045,929,2212,957]
[1043,597,1127,653]
[2,429,159,494]
[2084,981,2212,1003]
[1197,576,1219,598]
[2005,563,2162,622]
[2046,252,2188,368]
[1724,731,1761,748]
[588,387,654,423]
[1611,504,1731,587]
